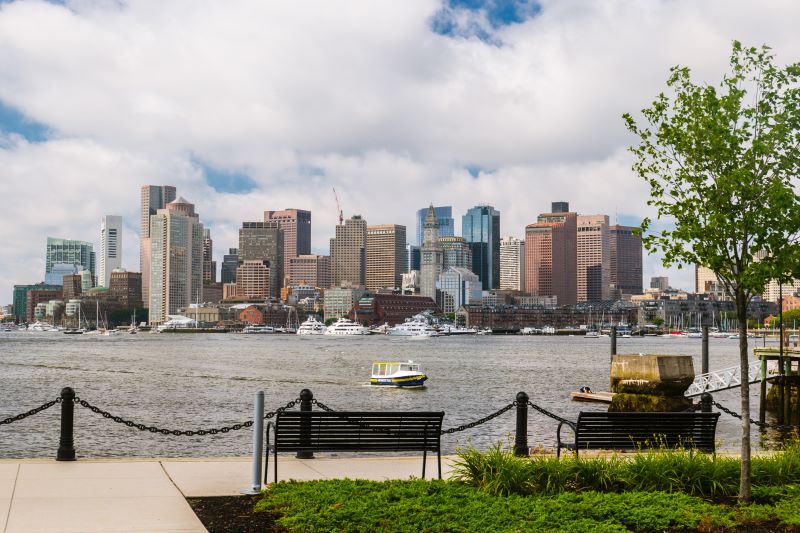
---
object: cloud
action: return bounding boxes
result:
[1,0,799,302]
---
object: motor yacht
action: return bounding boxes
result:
[296,316,326,335]
[388,315,440,337]
[324,318,371,336]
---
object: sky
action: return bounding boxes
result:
[1,0,799,304]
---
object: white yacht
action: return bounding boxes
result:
[324,318,371,336]
[242,325,275,334]
[388,315,440,337]
[296,316,326,335]
[438,324,477,335]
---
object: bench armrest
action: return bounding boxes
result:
[556,420,577,458]
[263,421,275,485]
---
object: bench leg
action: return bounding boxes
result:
[437,449,442,480]
[422,449,427,480]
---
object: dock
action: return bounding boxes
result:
[570,391,615,403]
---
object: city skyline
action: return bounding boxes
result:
[1,1,797,302]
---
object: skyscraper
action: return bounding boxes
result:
[609,224,643,297]
[525,202,577,305]
[695,265,717,294]
[140,185,176,308]
[366,224,406,290]
[406,244,421,272]
[264,209,311,283]
[239,221,283,298]
[416,206,454,246]
[462,205,500,290]
[440,236,472,270]
[202,228,216,283]
[221,248,239,284]
[45,238,96,286]
[420,206,444,300]
[235,260,271,300]
[499,236,525,291]
[577,215,611,302]
[148,197,204,325]
[99,215,122,288]
[288,255,331,288]
[330,215,367,287]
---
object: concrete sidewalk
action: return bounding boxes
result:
[0,455,456,533]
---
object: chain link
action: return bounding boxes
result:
[441,402,516,434]
[311,399,335,412]
[527,400,574,426]
[711,400,800,431]
[0,398,61,425]
[74,397,300,436]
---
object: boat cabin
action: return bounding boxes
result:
[372,361,420,376]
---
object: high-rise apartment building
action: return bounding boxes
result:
[695,266,718,294]
[202,228,216,283]
[140,185,176,308]
[45,238,96,286]
[416,206,454,246]
[577,215,611,302]
[235,260,271,300]
[524,202,577,305]
[610,225,643,297]
[499,236,525,291]
[264,209,311,283]
[239,221,283,298]
[148,197,204,325]
[650,276,669,290]
[221,248,239,284]
[420,206,444,300]
[366,224,406,290]
[99,215,122,288]
[764,279,800,303]
[440,236,472,270]
[462,205,500,290]
[330,215,367,287]
[288,255,331,288]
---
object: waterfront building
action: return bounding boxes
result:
[402,270,419,294]
[462,205,500,290]
[140,185,176,309]
[456,301,638,332]
[350,293,439,326]
[264,209,311,281]
[45,238,95,286]
[202,228,216,283]
[239,221,283,298]
[637,296,775,328]
[610,224,643,297]
[323,286,366,322]
[288,255,330,288]
[440,236,472,270]
[437,267,482,314]
[419,206,444,300]
[99,215,122,288]
[330,215,367,288]
[366,224,406,290]
[108,269,143,308]
[79,270,94,293]
[221,248,239,284]
[406,244,421,272]
[525,202,577,305]
[416,206,454,246]
[235,260,271,301]
[499,236,524,291]
[764,279,800,303]
[222,282,237,300]
[202,282,224,304]
[577,215,611,302]
[650,276,669,291]
[12,283,62,322]
[26,288,62,322]
[148,197,204,325]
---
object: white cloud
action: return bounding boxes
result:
[1,0,799,301]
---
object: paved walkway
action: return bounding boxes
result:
[0,455,457,533]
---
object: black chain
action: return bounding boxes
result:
[527,400,574,426]
[441,402,516,434]
[711,400,800,431]
[0,398,61,425]
[683,402,702,412]
[265,399,301,420]
[311,399,335,412]
[75,397,299,436]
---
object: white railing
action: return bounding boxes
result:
[684,359,772,397]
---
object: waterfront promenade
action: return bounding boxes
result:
[0,455,457,532]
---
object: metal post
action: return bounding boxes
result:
[56,387,76,461]
[296,389,314,459]
[779,284,785,424]
[701,325,709,375]
[760,355,767,425]
[700,392,712,414]
[514,392,529,457]
[610,326,617,358]
[241,391,265,494]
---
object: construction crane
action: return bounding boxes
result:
[332,187,344,225]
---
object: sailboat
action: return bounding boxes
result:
[129,309,139,334]
[63,303,86,335]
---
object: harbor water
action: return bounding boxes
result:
[0,332,780,458]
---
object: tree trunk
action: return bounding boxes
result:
[737,289,751,502]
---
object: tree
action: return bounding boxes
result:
[624,41,800,502]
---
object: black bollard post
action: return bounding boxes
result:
[296,389,314,459]
[701,392,712,414]
[514,392,529,457]
[56,387,76,461]
[610,326,617,358]
[701,326,709,375]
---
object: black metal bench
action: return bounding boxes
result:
[264,411,445,483]
[557,411,720,457]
